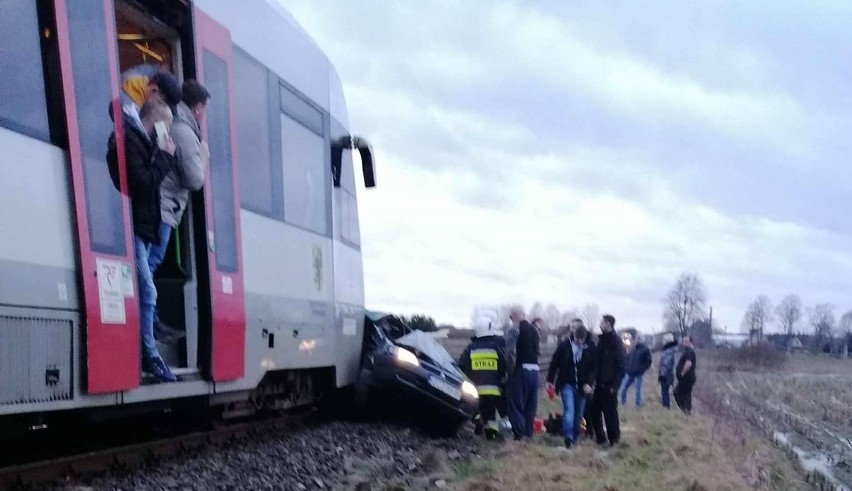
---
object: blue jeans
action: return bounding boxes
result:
[507,368,539,438]
[134,236,159,360]
[146,222,173,326]
[620,373,644,406]
[560,385,587,443]
[660,382,671,409]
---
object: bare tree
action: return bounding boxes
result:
[543,303,561,331]
[663,273,707,335]
[775,294,802,340]
[529,302,545,323]
[581,303,600,331]
[808,303,835,350]
[742,295,773,342]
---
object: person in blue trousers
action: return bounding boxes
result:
[506,308,540,441]
[620,334,652,406]
[546,324,597,448]
[657,333,678,408]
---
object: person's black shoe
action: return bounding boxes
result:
[564,439,573,449]
[596,439,609,447]
[513,434,523,441]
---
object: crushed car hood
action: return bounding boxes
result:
[395,330,464,379]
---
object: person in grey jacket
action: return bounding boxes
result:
[147,80,210,341]
[657,333,677,409]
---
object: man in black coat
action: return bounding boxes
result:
[546,324,596,448]
[506,309,540,440]
[620,334,652,407]
[590,314,625,446]
[674,335,697,415]
[107,99,177,383]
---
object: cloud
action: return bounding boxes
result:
[279,0,852,331]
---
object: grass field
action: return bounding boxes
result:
[437,339,848,490]
[449,391,809,491]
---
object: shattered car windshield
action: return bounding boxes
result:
[395,330,463,378]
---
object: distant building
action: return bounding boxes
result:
[712,332,749,348]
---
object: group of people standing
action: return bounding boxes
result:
[459,309,698,449]
[106,66,210,383]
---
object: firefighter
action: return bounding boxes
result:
[459,317,508,440]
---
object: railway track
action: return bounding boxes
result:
[0,410,315,490]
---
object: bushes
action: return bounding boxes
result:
[715,343,787,370]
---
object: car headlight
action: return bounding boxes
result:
[461,380,479,399]
[394,347,420,367]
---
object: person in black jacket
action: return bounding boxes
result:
[107,99,178,383]
[459,317,507,440]
[590,314,625,446]
[674,335,697,415]
[620,334,652,407]
[546,324,597,448]
[506,309,540,440]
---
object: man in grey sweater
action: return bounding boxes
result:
[148,80,210,341]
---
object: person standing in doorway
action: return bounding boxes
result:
[146,80,210,342]
[590,314,625,446]
[620,334,652,407]
[507,308,541,440]
[674,335,697,414]
[658,333,677,409]
[107,100,178,383]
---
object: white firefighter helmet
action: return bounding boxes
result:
[474,316,495,337]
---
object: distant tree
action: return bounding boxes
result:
[742,295,773,342]
[807,303,835,351]
[529,302,545,323]
[581,303,600,331]
[663,273,707,335]
[407,314,438,332]
[775,294,802,342]
[543,303,561,331]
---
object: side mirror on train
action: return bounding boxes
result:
[332,136,376,188]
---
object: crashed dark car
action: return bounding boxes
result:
[355,311,479,435]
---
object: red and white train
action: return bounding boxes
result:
[0,0,375,427]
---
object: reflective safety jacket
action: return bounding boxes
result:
[458,335,507,396]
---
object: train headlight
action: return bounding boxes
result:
[461,380,479,399]
[394,347,420,367]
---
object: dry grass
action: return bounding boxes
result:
[447,390,809,491]
[699,353,852,488]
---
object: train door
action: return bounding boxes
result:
[54,0,140,394]
[110,1,247,382]
[192,7,246,381]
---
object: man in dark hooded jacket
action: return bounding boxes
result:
[107,99,177,383]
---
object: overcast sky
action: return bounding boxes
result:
[279,0,852,333]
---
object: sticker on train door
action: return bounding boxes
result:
[121,262,134,297]
[96,258,126,324]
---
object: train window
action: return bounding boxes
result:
[280,86,323,135]
[0,1,50,141]
[67,0,127,255]
[281,112,329,236]
[203,49,238,273]
[233,48,274,216]
[339,151,361,247]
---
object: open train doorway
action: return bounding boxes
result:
[114,0,203,382]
